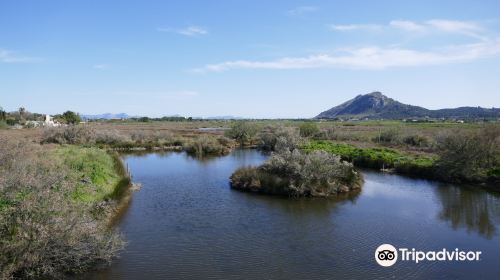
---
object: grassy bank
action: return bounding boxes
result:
[303,141,435,177]
[0,140,127,278]
[303,140,499,184]
[50,146,128,203]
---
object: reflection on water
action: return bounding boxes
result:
[83,150,500,280]
[436,185,500,239]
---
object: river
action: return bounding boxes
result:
[85,149,500,280]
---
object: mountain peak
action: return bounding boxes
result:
[365,91,384,97]
[315,92,500,120]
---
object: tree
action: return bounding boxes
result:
[0,106,6,121]
[18,107,26,120]
[62,111,81,124]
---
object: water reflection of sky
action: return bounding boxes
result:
[87,151,500,280]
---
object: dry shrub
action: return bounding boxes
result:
[94,129,131,145]
[42,126,96,145]
[0,138,123,278]
[258,125,301,152]
[435,125,500,182]
[184,135,232,156]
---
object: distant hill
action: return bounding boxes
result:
[81,113,130,120]
[315,92,500,120]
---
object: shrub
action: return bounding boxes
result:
[299,122,320,138]
[62,111,81,124]
[230,149,362,197]
[225,121,259,145]
[42,126,96,145]
[435,125,499,182]
[372,128,400,144]
[0,139,123,278]
[94,129,131,146]
[402,134,429,147]
[184,135,232,156]
[258,125,301,152]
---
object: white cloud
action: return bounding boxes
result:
[0,48,41,63]
[194,38,500,72]
[389,20,426,32]
[287,6,318,16]
[425,19,485,39]
[157,26,208,36]
[329,24,382,32]
[333,19,486,39]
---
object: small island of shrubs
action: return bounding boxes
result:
[230,137,363,197]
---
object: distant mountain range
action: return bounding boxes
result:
[80,113,243,120]
[81,113,131,120]
[315,92,500,120]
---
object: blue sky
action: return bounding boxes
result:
[1,0,499,118]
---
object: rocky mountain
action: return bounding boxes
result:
[315,92,499,120]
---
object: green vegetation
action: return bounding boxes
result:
[0,139,125,278]
[231,149,362,197]
[50,146,124,203]
[435,125,499,183]
[303,140,435,176]
[61,110,81,124]
[299,122,320,137]
[225,121,259,145]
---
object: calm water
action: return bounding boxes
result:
[86,150,500,280]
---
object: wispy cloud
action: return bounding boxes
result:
[93,64,110,70]
[287,6,319,16]
[389,20,426,32]
[329,24,382,32]
[194,18,499,72]
[157,25,208,36]
[333,19,486,39]
[425,19,485,39]
[0,48,41,63]
[194,38,500,72]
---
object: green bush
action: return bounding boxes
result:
[225,121,259,145]
[62,110,81,124]
[230,149,362,197]
[303,140,437,177]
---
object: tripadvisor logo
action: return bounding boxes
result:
[375,244,482,267]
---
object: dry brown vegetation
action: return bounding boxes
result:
[0,137,123,278]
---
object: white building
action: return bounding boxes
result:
[44,115,61,127]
